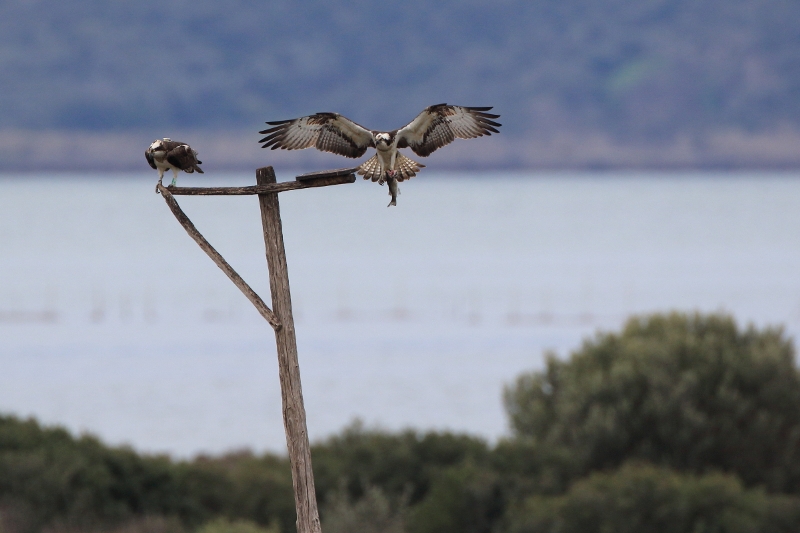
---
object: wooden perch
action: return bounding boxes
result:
[296,167,360,181]
[256,166,322,533]
[157,183,282,330]
[166,170,356,196]
[156,166,353,533]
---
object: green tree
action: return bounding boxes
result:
[408,462,503,533]
[0,415,295,533]
[312,423,501,533]
[0,416,185,532]
[196,517,279,533]
[507,462,800,533]
[504,312,800,492]
[321,484,407,533]
[177,452,295,533]
[311,421,490,508]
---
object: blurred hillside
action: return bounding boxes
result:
[1,0,799,170]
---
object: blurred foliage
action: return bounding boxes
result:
[0,0,799,140]
[0,417,294,533]
[0,416,497,533]
[4,312,800,533]
[507,462,800,533]
[311,421,491,507]
[504,312,800,492]
[407,462,503,533]
[321,484,406,533]
[196,517,278,533]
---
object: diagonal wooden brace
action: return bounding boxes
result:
[157,182,282,330]
[158,166,355,533]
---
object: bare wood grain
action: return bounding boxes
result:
[257,167,322,533]
[296,166,360,181]
[167,173,355,195]
[156,183,281,330]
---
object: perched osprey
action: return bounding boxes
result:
[259,104,501,206]
[145,138,204,187]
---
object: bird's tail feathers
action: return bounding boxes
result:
[357,154,383,182]
[357,153,425,183]
[394,153,424,181]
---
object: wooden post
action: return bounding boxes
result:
[160,167,354,533]
[256,166,321,533]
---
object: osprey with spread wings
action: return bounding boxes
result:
[259,104,501,206]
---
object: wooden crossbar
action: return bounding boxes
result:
[166,171,356,196]
[157,183,282,330]
[157,166,357,533]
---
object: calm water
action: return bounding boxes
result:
[1,171,799,457]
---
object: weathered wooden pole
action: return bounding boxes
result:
[160,167,355,533]
[256,166,321,533]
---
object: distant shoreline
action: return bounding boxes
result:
[3,129,800,172]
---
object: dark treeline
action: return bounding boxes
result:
[3,0,799,170]
[1,0,798,140]
[3,312,800,533]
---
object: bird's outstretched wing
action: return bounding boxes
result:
[396,104,501,157]
[165,142,204,173]
[259,113,374,158]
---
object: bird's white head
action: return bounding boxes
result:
[149,139,167,157]
[375,132,392,146]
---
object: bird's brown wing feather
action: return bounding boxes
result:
[396,104,501,157]
[166,144,203,173]
[259,113,374,158]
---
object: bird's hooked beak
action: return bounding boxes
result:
[149,141,166,157]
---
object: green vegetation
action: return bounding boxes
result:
[504,312,800,491]
[3,312,800,533]
[1,0,799,141]
[320,485,406,533]
[0,420,295,533]
[197,518,278,533]
[508,463,800,533]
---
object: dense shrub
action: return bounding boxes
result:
[0,416,294,533]
[321,485,406,533]
[311,422,491,508]
[0,416,491,533]
[5,312,800,533]
[196,517,278,533]
[407,462,503,533]
[0,416,184,532]
[507,462,800,533]
[504,312,800,492]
